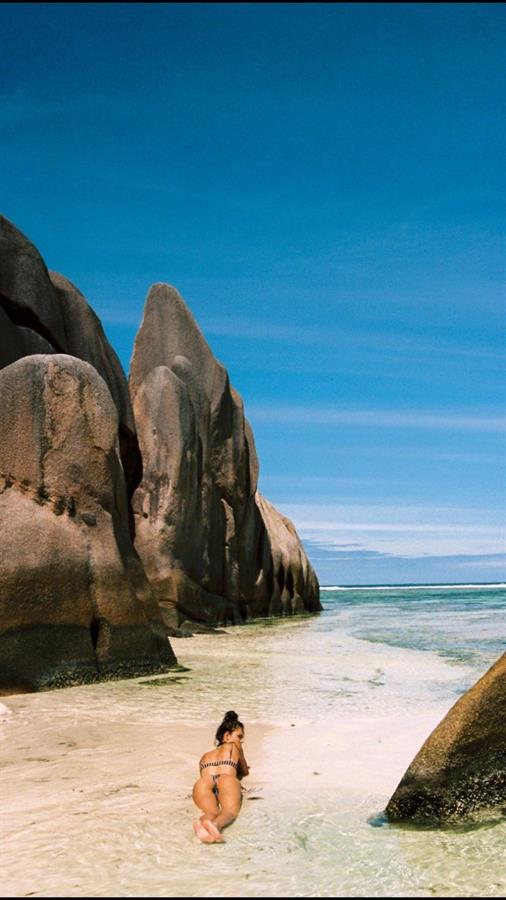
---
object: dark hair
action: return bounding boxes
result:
[215,710,244,745]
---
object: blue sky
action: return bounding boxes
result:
[2,3,505,584]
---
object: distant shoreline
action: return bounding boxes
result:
[321,581,506,590]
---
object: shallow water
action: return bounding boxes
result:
[1,584,505,897]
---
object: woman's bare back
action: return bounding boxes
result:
[198,741,241,776]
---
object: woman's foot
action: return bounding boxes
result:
[193,820,216,843]
[200,815,225,842]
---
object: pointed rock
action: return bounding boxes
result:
[129,283,320,626]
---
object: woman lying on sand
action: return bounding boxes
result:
[192,710,250,843]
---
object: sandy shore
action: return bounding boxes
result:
[1,625,503,898]
[0,693,441,823]
[0,632,442,846]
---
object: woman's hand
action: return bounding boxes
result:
[237,746,250,777]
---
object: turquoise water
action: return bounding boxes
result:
[320,582,505,674]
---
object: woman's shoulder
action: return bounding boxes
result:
[199,748,218,764]
[200,743,240,764]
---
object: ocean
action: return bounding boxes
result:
[1,583,505,897]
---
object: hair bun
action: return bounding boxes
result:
[215,710,243,745]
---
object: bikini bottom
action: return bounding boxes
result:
[212,775,221,798]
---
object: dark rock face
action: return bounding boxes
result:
[0,305,54,366]
[0,354,175,694]
[386,653,506,825]
[129,283,321,626]
[0,216,142,509]
[0,215,66,348]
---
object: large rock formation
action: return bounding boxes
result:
[0,216,142,510]
[0,354,175,693]
[0,215,320,692]
[129,283,320,628]
[386,653,506,825]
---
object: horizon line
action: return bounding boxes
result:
[320,581,506,589]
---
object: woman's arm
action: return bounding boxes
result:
[232,740,250,777]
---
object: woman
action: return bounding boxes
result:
[192,710,250,843]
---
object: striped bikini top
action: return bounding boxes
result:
[200,758,238,771]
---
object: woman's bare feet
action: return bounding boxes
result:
[192,819,217,843]
[200,815,225,842]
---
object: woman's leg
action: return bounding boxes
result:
[192,778,220,819]
[212,776,242,833]
[191,778,223,843]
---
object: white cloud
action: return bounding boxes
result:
[278,502,506,559]
[201,318,326,344]
[249,405,506,432]
[199,315,504,362]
